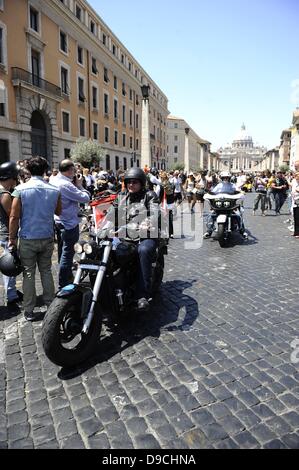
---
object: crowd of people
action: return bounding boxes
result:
[1,157,299,319]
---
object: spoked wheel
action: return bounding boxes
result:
[41,292,102,368]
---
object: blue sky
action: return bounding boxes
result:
[88,0,299,151]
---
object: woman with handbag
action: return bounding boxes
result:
[291,172,299,238]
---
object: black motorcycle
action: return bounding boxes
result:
[41,223,167,368]
[204,192,246,247]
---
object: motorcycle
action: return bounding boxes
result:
[42,204,167,368]
[204,191,246,247]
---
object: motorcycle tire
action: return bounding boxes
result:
[151,254,164,294]
[217,223,227,247]
[41,292,102,368]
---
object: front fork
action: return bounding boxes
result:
[73,243,112,334]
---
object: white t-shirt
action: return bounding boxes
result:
[171,177,182,193]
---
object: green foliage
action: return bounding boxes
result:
[279,164,290,173]
[70,139,104,168]
[171,162,185,171]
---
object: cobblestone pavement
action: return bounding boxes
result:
[0,194,299,449]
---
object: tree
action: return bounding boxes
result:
[279,164,290,173]
[70,138,104,168]
[171,162,185,171]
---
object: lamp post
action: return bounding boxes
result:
[184,127,190,175]
[140,85,151,169]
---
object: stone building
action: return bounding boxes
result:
[278,129,291,168]
[218,124,267,173]
[290,109,299,171]
[0,0,169,170]
[166,115,216,172]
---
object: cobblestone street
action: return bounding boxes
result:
[0,194,299,449]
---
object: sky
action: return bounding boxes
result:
[88,0,299,151]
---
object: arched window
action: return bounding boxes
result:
[30,110,47,158]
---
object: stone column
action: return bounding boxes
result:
[184,128,190,174]
[141,98,151,169]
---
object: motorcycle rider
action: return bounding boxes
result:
[203,171,248,239]
[99,167,161,312]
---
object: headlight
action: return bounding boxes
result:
[83,243,93,255]
[74,242,83,254]
[215,200,222,207]
[224,201,231,208]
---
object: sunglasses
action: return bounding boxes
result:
[127,179,140,185]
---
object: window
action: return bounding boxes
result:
[79,117,85,137]
[122,105,126,124]
[77,46,83,65]
[174,135,178,141]
[114,130,118,146]
[30,6,39,33]
[92,86,98,109]
[174,123,178,129]
[62,111,70,133]
[91,57,98,75]
[129,110,133,127]
[136,114,139,129]
[78,77,85,102]
[105,154,110,170]
[123,157,127,170]
[174,146,178,153]
[64,148,71,158]
[114,99,118,120]
[93,122,98,140]
[136,95,139,106]
[61,67,69,95]
[121,54,124,64]
[104,127,109,143]
[104,67,109,83]
[128,62,132,72]
[104,93,109,115]
[102,33,106,45]
[0,28,4,65]
[76,4,82,21]
[90,20,95,34]
[60,30,68,54]
[129,89,133,101]
[112,44,116,56]
[0,103,5,117]
[113,76,118,90]
[129,136,133,149]
[122,82,126,96]
[136,139,139,150]
[115,156,119,170]
[122,133,126,147]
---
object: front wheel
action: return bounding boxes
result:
[41,292,102,368]
[217,223,227,247]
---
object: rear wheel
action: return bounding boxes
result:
[41,292,102,368]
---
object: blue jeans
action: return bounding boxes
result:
[274,192,287,213]
[0,240,18,303]
[57,225,79,289]
[136,239,158,299]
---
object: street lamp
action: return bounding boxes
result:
[141,85,150,100]
[140,85,151,169]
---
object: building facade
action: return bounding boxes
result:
[0,0,169,170]
[166,115,214,172]
[278,129,291,168]
[290,109,299,171]
[218,124,267,173]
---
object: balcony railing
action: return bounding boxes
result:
[12,67,62,98]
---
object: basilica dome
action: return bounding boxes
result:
[232,123,253,148]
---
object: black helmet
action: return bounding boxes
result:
[124,168,147,187]
[0,250,24,277]
[150,167,159,176]
[0,162,19,181]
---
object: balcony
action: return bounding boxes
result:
[12,67,62,101]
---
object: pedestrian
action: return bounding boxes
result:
[271,171,288,215]
[160,171,175,238]
[170,170,183,206]
[53,159,90,289]
[184,172,196,213]
[0,162,23,311]
[291,171,299,238]
[253,173,267,216]
[8,157,61,321]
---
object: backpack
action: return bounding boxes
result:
[162,180,174,196]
